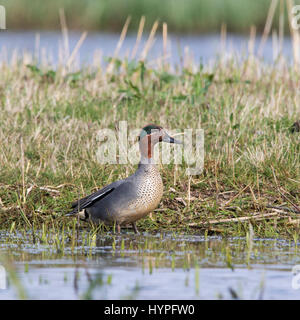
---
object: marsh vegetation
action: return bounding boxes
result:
[0,3,300,299]
[0,22,299,238]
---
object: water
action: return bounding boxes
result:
[0,31,294,67]
[0,231,300,299]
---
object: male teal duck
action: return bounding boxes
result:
[66,124,182,233]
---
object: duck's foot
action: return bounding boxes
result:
[132,222,139,234]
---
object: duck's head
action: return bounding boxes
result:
[138,124,182,159]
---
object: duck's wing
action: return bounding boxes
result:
[66,179,125,216]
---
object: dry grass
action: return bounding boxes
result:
[0,25,299,238]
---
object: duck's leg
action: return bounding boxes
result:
[132,222,139,234]
[116,224,121,234]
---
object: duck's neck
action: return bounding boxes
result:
[139,136,156,165]
[139,155,156,165]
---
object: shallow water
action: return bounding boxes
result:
[0,230,300,299]
[0,31,294,67]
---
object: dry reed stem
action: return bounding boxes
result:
[188,212,280,226]
[258,0,278,57]
[107,16,131,73]
[66,31,88,69]
[140,20,159,61]
[163,22,168,65]
[279,0,285,53]
[131,16,145,59]
[59,8,70,61]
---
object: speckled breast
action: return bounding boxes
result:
[124,165,164,223]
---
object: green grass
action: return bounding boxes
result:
[2,0,300,33]
[0,33,299,239]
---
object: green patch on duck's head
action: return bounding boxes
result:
[139,124,162,140]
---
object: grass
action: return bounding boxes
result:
[1,0,300,33]
[0,23,299,240]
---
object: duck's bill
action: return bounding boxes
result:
[162,134,183,144]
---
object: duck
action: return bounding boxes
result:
[66,124,182,233]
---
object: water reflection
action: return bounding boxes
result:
[0,31,294,67]
[0,231,300,299]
